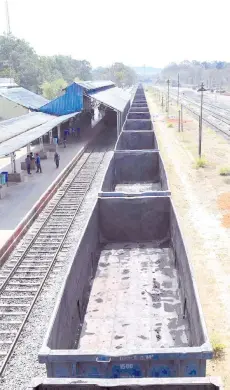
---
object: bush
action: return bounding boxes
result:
[211,335,226,360]
[167,123,173,128]
[195,157,207,169]
[219,167,230,176]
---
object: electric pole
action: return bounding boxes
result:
[197,82,206,158]
[5,0,11,35]
[166,79,170,115]
[177,73,180,106]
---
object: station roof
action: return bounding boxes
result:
[88,86,131,112]
[0,87,49,109]
[0,78,18,88]
[75,80,115,92]
[0,111,79,158]
[0,112,55,144]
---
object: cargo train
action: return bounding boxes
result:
[37,85,214,384]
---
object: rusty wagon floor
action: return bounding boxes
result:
[114,182,161,193]
[77,242,190,354]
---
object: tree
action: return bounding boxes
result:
[92,62,137,87]
[0,34,40,91]
[160,60,230,90]
[41,79,68,100]
[0,34,93,94]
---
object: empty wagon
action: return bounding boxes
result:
[39,196,212,379]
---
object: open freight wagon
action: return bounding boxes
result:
[99,151,170,197]
[39,196,212,379]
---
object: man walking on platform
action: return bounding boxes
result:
[54,151,60,168]
[35,153,42,173]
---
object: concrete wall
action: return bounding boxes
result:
[100,156,115,192]
[170,204,208,347]
[115,131,158,151]
[128,112,151,120]
[159,154,170,191]
[114,151,159,183]
[28,377,224,389]
[99,197,170,242]
[46,202,99,350]
[0,96,28,120]
[124,119,152,130]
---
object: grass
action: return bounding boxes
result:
[167,123,173,128]
[194,156,207,169]
[219,167,230,176]
[211,335,226,360]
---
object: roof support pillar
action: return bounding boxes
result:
[49,130,53,144]
[57,124,61,140]
[39,137,44,151]
[10,152,16,174]
[27,144,31,154]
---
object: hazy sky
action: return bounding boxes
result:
[0,0,229,68]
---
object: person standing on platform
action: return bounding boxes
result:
[25,155,31,175]
[54,151,60,168]
[35,153,42,173]
[77,127,80,139]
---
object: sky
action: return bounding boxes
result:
[0,0,229,69]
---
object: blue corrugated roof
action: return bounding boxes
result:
[0,87,49,109]
[38,83,83,116]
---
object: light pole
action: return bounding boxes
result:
[166,79,170,115]
[177,73,180,106]
[197,82,206,158]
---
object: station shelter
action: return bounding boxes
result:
[0,80,131,185]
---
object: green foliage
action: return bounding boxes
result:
[211,335,225,360]
[167,123,173,128]
[0,34,136,96]
[92,62,137,87]
[41,79,68,100]
[0,34,92,94]
[219,167,230,176]
[195,157,207,168]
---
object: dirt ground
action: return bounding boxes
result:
[146,89,230,388]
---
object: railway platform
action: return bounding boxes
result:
[0,117,103,255]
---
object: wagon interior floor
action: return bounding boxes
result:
[114,182,161,193]
[77,242,190,354]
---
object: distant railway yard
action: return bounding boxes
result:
[157,86,230,138]
[147,86,230,388]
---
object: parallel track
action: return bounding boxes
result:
[165,90,230,137]
[0,137,109,375]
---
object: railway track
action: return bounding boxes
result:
[177,93,230,126]
[0,135,110,375]
[164,89,230,137]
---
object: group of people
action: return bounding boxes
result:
[25,151,60,175]
[62,127,81,148]
[24,124,83,175]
